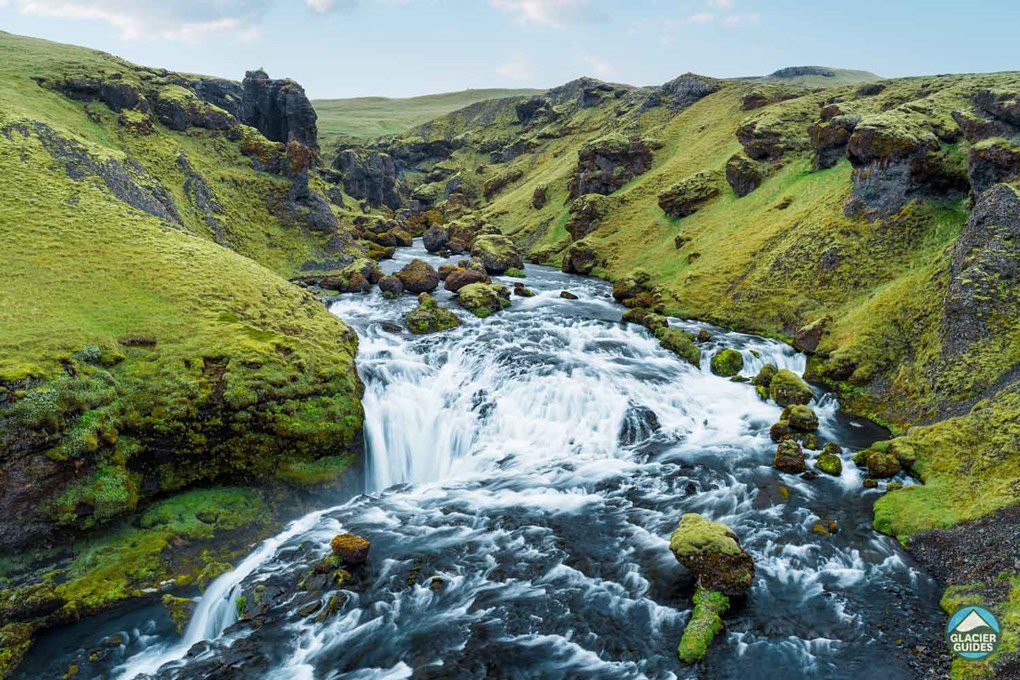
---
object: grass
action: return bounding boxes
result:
[313,88,543,147]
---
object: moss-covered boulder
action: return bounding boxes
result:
[769,420,791,442]
[769,369,813,406]
[513,282,535,297]
[622,308,668,334]
[456,283,511,318]
[710,349,744,377]
[808,113,860,170]
[774,439,806,473]
[565,193,610,241]
[725,153,763,197]
[443,266,488,293]
[470,234,524,275]
[752,363,778,388]
[568,134,654,198]
[866,450,901,479]
[816,452,843,476]
[330,533,370,565]
[655,328,701,367]
[669,513,755,597]
[405,294,460,334]
[782,404,818,432]
[162,594,195,634]
[658,171,721,218]
[378,274,403,298]
[395,258,440,294]
[612,269,658,308]
[319,257,379,294]
[561,239,600,275]
[678,588,730,664]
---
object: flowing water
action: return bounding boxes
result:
[18,242,946,679]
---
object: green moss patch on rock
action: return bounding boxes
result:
[709,349,744,377]
[455,282,511,318]
[769,369,814,407]
[669,513,755,597]
[678,588,730,664]
[405,293,461,334]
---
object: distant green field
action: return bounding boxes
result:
[314,88,543,147]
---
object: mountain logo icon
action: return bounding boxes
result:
[945,605,1002,660]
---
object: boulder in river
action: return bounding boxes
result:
[378,275,403,298]
[816,452,843,476]
[669,513,755,598]
[769,369,813,406]
[866,449,901,479]
[470,234,524,275]
[782,404,818,432]
[444,266,489,293]
[423,224,449,253]
[559,291,579,300]
[710,349,744,377]
[331,533,370,565]
[456,283,511,318]
[513,282,535,297]
[396,258,440,294]
[405,294,460,334]
[774,439,806,473]
[655,327,701,367]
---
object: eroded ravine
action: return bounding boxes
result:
[21,242,946,680]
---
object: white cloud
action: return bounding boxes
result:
[0,0,358,42]
[497,52,533,81]
[684,12,715,25]
[722,12,758,26]
[490,0,597,28]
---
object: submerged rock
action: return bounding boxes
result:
[513,282,535,297]
[456,283,511,318]
[559,291,579,300]
[669,513,755,597]
[405,294,460,334]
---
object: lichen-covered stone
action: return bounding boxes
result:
[669,514,755,597]
[769,369,813,406]
[330,533,370,565]
[752,363,778,388]
[816,453,843,476]
[455,282,511,318]
[774,439,806,473]
[658,172,721,218]
[470,234,524,275]
[655,328,701,367]
[395,258,440,294]
[782,404,818,432]
[710,349,744,377]
[866,450,901,479]
[405,294,460,334]
[725,153,763,197]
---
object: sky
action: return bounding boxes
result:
[0,0,1017,100]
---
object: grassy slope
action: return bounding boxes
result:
[314,88,543,146]
[0,32,363,674]
[752,66,881,88]
[392,71,1020,675]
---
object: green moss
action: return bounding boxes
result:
[678,588,730,663]
[769,369,813,406]
[405,294,461,334]
[277,454,356,487]
[669,513,744,558]
[655,328,701,367]
[816,453,843,476]
[455,283,511,318]
[709,349,744,377]
[162,594,194,634]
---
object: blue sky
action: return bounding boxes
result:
[0,1,1017,99]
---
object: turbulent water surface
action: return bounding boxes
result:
[19,242,946,679]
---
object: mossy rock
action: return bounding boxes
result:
[470,234,523,275]
[622,308,668,334]
[774,439,806,473]
[669,514,755,597]
[455,283,511,318]
[816,453,843,476]
[655,328,701,367]
[395,258,440,294]
[769,420,791,442]
[677,588,730,663]
[330,533,370,565]
[710,349,744,377]
[405,294,461,334]
[752,363,778,387]
[782,404,818,432]
[162,594,194,634]
[769,369,813,406]
[658,171,721,218]
[866,450,901,479]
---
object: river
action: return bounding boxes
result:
[17,241,946,679]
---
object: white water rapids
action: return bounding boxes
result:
[32,241,941,680]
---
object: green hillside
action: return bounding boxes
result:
[0,31,366,674]
[752,65,882,87]
[313,88,543,146]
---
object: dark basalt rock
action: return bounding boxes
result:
[561,240,600,275]
[332,148,400,210]
[658,172,721,218]
[725,154,763,197]
[967,138,1020,197]
[844,121,967,220]
[768,65,837,79]
[396,259,440,294]
[53,77,143,112]
[942,183,1020,356]
[567,135,654,198]
[444,266,488,293]
[808,114,861,170]
[644,73,720,111]
[240,69,318,151]
[191,78,243,117]
[515,96,554,126]
[974,89,1020,129]
[565,193,609,240]
[151,90,236,132]
[532,184,548,209]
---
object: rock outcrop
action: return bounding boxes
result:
[239,69,318,151]
[644,73,720,111]
[669,513,755,597]
[565,193,610,240]
[725,153,763,197]
[808,110,861,170]
[659,172,721,218]
[332,149,400,209]
[568,134,654,198]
